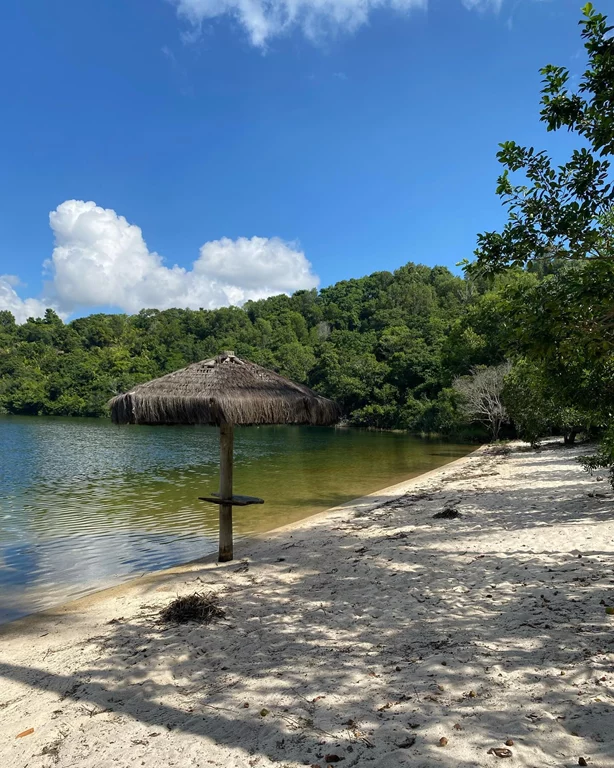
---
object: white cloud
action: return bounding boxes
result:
[171,0,427,47]
[170,0,507,47]
[0,276,57,324]
[0,200,319,322]
[461,0,503,11]
[196,235,316,295]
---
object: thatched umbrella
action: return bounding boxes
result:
[109,351,340,562]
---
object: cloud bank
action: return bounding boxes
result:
[1,200,319,323]
[171,0,503,47]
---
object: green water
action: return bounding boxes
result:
[0,415,472,623]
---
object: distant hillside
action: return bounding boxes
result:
[0,262,503,433]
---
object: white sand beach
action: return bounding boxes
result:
[1,441,613,768]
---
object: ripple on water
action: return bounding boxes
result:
[0,415,472,624]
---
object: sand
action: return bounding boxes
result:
[1,441,613,768]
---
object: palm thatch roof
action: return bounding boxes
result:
[109,351,340,427]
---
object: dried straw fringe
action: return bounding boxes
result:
[109,353,340,427]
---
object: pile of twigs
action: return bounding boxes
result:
[160,591,225,624]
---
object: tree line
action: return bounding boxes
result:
[0,264,502,436]
[0,256,603,445]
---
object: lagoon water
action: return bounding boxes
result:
[0,415,472,623]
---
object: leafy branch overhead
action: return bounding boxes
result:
[473,3,614,274]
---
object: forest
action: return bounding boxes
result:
[0,259,602,444]
[2,4,614,471]
[0,263,504,435]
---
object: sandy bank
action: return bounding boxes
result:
[1,442,613,767]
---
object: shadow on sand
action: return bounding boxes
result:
[1,443,613,767]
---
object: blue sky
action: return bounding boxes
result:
[0,0,589,321]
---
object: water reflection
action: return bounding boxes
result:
[0,416,472,623]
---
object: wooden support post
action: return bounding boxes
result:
[218,422,234,562]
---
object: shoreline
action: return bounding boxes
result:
[1,440,613,768]
[1,446,482,635]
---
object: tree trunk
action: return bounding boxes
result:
[218,422,234,562]
[564,428,577,446]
